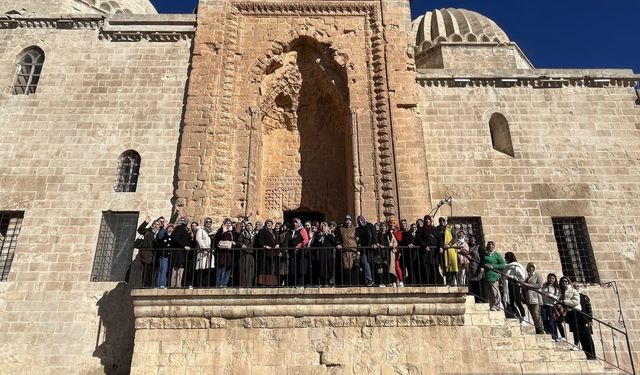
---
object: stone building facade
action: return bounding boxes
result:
[0,0,638,374]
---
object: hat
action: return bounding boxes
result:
[345,215,352,220]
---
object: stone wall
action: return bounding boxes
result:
[416,70,640,365]
[176,0,428,224]
[0,15,193,374]
[130,288,617,374]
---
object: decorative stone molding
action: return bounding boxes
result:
[132,287,468,330]
[0,14,195,42]
[0,16,102,29]
[218,1,397,219]
[416,76,640,88]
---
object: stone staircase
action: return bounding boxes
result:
[464,296,624,374]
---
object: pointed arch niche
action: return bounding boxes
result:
[248,36,356,222]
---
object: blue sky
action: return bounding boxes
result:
[150,0,639,72]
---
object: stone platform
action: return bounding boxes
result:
[130,287,619,374]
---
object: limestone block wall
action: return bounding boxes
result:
[176,0,430,223]
[415,71,640,364]
[130,288,617,374]
[0,16,193,374]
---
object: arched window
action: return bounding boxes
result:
[115,150,141,192]
[489,113,515,157]
[12,47,45,95]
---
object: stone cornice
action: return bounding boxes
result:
[233,1,375,16]
[416,75,639,88]
[132,287,467,329]
[0,14,196,42]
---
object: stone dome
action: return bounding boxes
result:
[413,8,510,50]
[76,0,157,14]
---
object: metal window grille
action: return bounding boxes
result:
[115,150,141,193]
[91,211,139,282]
[0,211,24,281]
[447,216,485,244]
[552,217,599,284]
[12,48,45,95]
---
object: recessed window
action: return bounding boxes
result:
[91,211,139,282]
[447,216,485,244]
[12,47,45,95]
[552,217,599,284]
[115,150,141,192]
[0,211,24,281]
[489,112,515,157]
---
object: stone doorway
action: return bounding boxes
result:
[283,210,325,225]
[256,37,354,223]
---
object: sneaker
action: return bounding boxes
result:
[366,281,375,287]
[188,285,194,289]
[520,321,529,326]
[571,346,581,351]
[379,284,386,288]
[398,282,404,287]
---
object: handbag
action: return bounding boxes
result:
[218,240,233,249]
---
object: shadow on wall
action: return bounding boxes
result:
[93,282,135,375]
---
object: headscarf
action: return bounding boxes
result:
[357,215,367,226]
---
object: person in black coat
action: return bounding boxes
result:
[401,223,422,285]
[417,215,441,285]
[136,216,160,287]
[356,215,377,286]
[254,220,279,286]
[172,217,192,287]
[214,218,237,287]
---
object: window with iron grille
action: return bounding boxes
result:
[115,150,141,193]
[91,211,139,282]
[447,216,485,245]
[552,217,599,284]
[0,211,24,281]
[12,47,45,95]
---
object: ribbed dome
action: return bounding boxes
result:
[413,8,510,50]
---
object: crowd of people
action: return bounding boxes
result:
[134,211,596,360]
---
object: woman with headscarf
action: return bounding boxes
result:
[310,222,336,287]
[214,218,236,287]
[254,219,279,286]
[236,221,255,287]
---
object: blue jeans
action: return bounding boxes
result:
[217,266,231,287]
[541,304,558,339]
[156,257,169,287]
[361,252,373,285]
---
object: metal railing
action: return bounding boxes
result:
[463,256,636,375]
[129,245,457,289]
[127,243,635,374]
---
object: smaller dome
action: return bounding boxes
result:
[413,8,510,50]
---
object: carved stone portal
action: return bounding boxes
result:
[255,37,353,221]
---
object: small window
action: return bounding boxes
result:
[115,150,141,192]
[447,216,485,245]
[552,217,599,284]
[12,47,45,95]
[91,211,139,282]
[0,211,24,281]
[489,112,515,157]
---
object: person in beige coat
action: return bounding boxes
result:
[523,263,545,334]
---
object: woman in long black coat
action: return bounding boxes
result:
[311,222,336,286]
[236,221,255,287]
[254,220,279,286]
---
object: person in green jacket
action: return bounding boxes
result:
[480,241,506,311]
